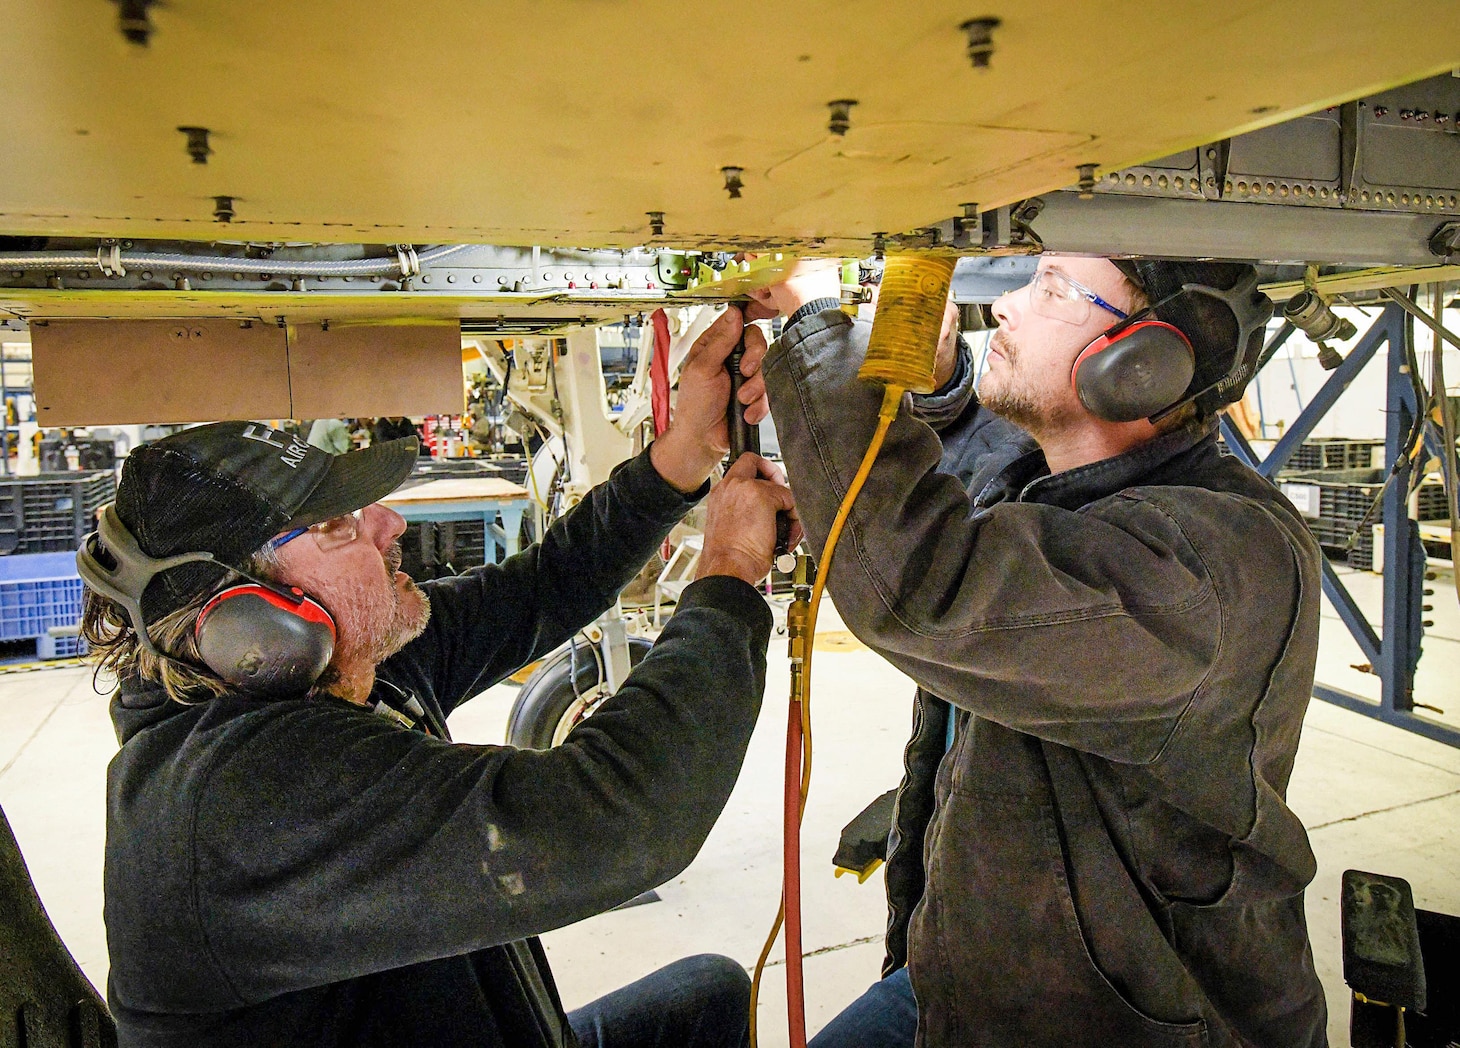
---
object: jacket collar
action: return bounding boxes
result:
[1017,418,1217,511]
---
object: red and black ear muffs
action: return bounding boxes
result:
[194,584,336,696]
[1071,317,1195,424]
[76,504,335,697]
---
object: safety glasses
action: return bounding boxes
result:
[1022,267,1130,326]
[268,508,365,553]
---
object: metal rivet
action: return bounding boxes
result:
[827,99,858,136]
[958,17,1002,69]
[1173,176,1184,190]
[1076,163,1098,199]
[115,0,156,45]
[1141,174,1152,187]
[447,274,456,283]
[473,274,482,283]
[177,126,212,164]
[721,166,745,199]
[1124,174,1136,187]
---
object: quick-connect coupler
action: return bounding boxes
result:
[786,553,816,669]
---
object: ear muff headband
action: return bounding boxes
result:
[77,503,335,695]
[76,504,219,658]
[1085,266,1275,421]
[1072,319,1195,423]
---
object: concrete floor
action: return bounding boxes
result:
[2,566,1458,1047]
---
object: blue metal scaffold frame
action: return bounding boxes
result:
[1219,301,1460,749]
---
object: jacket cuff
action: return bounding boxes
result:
[909,334,977,431]
[675,575,773,634]
[616,446,711,517]
[784,297,845,337]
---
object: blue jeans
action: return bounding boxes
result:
[807,967,918,1048]
[568,954,750,1048]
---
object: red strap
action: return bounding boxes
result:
[650,308,672,437]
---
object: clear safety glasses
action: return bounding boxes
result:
[1022,268,1130,326]
[268,508,365,553]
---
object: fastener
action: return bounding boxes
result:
[177,126,212,164]
[959,17,1001,69]
[113,0,156,45]
[1076,163,1098,199]
[827,99,858,136]
[721,167,745,199]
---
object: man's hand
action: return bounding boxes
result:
[696,454,800,585]
[649,307,745,492]
[744,259,842,321]
[934,296,962,391]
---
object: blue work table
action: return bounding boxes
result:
[380,477,534,562]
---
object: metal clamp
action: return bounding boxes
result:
[96,243,126,278]
[395,244,422,278]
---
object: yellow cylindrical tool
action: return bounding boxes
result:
[857,255,955,393]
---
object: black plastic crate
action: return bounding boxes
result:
[1281,469,1383,528]
[1286,438,1384,472]
[0,471,116,554]
[398,519,490,583]
[408,456,530,486]
[1347,529,1375,572]
[1416,482,1450,522]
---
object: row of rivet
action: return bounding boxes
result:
[1105,169,1458,210]
[1107,172,1205,193]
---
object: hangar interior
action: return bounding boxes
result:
[1,4,1459,1047]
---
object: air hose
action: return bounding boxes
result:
[748,255,955,1048]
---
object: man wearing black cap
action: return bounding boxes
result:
[723,255,1327,1047]
[77,322,797,1048]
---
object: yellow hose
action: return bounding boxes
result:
[748,254,950,1047]
[748,385,901,1048]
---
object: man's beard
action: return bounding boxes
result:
[333,542,431,669]
[376,541,431,659]
[978,331,1076,435]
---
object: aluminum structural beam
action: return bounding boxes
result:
[1220,302,1459,748]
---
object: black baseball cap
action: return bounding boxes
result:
[1111,259,1273,415]
[110,421,418,622]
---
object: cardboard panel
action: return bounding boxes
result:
[287,322,464,419]
[29,319,291,425]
